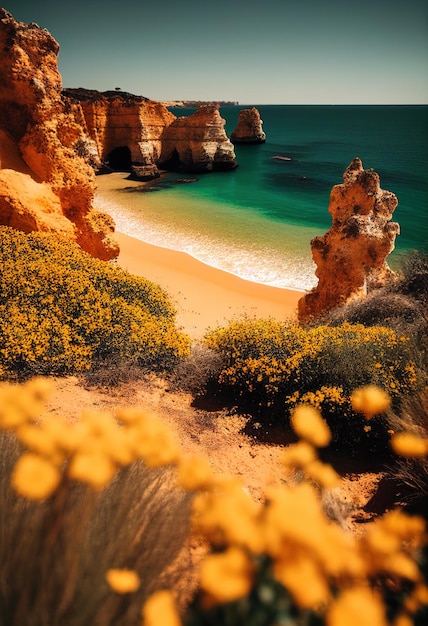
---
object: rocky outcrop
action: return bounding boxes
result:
[298,158,400,322]
[230,108,266,144]
[158,105,237,172]
[0,9,118,260]
[63,88,175,176]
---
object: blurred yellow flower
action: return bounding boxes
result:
[11,452,61,500]
[350,386,391,420]
[68,451,116,489]
[305,459,341,489]
[16,424,64,464]
[106,568,140,593]
[142,589,181,626]
[391,432,428,458]
[200,547,254,604]
[281,441,316,469]
[177,456,216,491]
[290,405,331,447]
[130,413,180,468]
[274,553,330,608]
[327,587,388,626]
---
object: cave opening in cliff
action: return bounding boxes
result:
[159,149,181,172]
[106,146,132,171]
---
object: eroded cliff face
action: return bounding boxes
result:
[159,105,237,172]
[0,9,118,259]
[63,88,176,174]
[298,158,400,323]
[230,107,266,144]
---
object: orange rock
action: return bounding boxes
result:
[298,158,400,323]
[231,108,266,144]
[0,9,118,260]
[159,104,237,172]
[64,88,176,171]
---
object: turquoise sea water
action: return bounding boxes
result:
[95,105,428,291]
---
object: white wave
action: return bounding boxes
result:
[95,193,317,292]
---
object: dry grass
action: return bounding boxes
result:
[0,430,192,626]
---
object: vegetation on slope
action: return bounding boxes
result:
[0,227,190,380]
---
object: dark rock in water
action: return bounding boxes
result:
[231,107,266,144]
[176,178,198,183]
[127,164,160,181]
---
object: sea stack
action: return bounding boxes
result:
[159,104,237,172]
[0,9,118,260]
[230,107,266,144]
[298,158,400,323]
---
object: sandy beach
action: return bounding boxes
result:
[114,231,303,338]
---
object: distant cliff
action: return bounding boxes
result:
[0,9,118,260]
[159,104,237,172]
[64,90,237,175]
[0,8,238,257]
[63,88,175,174]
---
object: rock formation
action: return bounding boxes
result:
[159,105,237,172]
[63,88,176,178]
[0,9,118,259]
[298,158,400,323]
[230,107,266,144]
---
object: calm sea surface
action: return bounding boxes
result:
[95,105,428,291]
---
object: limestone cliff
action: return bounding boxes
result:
[230,107,266,144]
[298,158,400,322]
[63,88,176,176]
[159,105,237,172]
[0,9,118,260]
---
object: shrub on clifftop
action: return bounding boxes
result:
[0,227,190,379]
[204,318,420,453]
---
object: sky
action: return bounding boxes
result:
[4,0,428,104]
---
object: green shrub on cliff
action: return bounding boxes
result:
[204,318,420,453]
[0,227,190,379]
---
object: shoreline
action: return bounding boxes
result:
[113,231,304,338]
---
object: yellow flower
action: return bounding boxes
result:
[142,590,181,626]
[177,456,217,491]
[281,441,316,469]
[106,568,140,593]
[130,413,180,468]
[350,386,391,420]
[291,405,331,447]
[11,453,61,500]
[327,587,388,626]
[16,424,64,464]
[192,479,263,553]
[68,451,116,489]
[305,459,341,489]
[391,432,428,458]
[200,547,254,604]
[274,553,330,609]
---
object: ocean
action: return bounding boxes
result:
[94,105,428,292]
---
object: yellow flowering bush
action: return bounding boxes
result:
[1,379,427,625]
[205,318,419,453]
[0,379,192,626]
[0,227,190,379]
[178,392,428,626]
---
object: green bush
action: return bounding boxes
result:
[0,227,190,379]
[204,318,420,453]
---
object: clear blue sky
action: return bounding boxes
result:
[4,0,428,104]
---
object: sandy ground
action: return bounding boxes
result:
[114,231,303,338]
